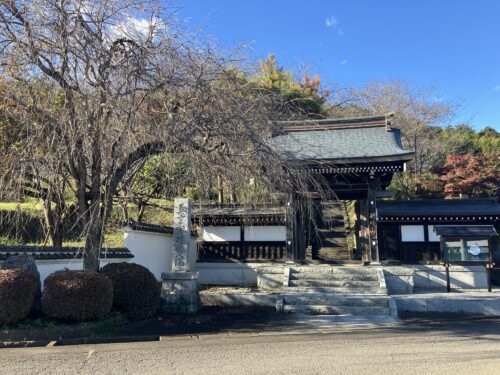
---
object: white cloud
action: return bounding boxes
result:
[340,60,347,65]
[494,85,500,92]
[108,15,160,41]
[325,15,337,28]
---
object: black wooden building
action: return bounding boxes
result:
[377,199,500,263]
[194,114,415,264]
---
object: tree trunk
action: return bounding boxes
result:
[217,175,224,204]
[41,198,64,247]
[137,200,146,222]
[52,226,64,248]
[229,184,237,204]
[83,224,102,271]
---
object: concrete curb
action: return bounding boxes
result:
[1,340,51,349]
[388,297,399,318]
[1,335,160,349]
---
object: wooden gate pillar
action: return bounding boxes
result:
[359,180,381,264]
[359,197,371,263]
[286,195,306,262]
[367,182,380,263]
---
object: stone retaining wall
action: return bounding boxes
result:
[384,265,488,294]
[197,263,276,286]
[189,263,488,293]
[200,293,278,307]
[394,294,500,315]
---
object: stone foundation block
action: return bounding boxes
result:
[161,272,200,313]
[257,266,284,290]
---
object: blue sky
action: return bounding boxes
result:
[174,1,500,130]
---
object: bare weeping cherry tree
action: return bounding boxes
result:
[0,0,327,270]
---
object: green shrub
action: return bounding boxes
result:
[42,270,113,322]
[0,269,38,324]
[101,262,160,320]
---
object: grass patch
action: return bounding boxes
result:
[0,200,43,215]
[89,315,120,337]
[0,235,25,246]
[0,199,174,247]
[1,317,56,331]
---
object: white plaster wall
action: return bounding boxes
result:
[244,226,286,242]
[124,230,172,279]
[37,260,83,286]
[123,229,197,280]
[33,258,130,286]
[427,225,440,242]
[401,225,425,242]
[201,226,240,242]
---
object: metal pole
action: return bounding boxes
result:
[445,264,451,293]
[486,265,492,293]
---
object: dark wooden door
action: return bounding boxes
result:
[379,225,401,261]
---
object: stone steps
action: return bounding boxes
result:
[314,200,350,262]
[289,279,380,288]
[320,239,348,247]
[283,286,388,295]
[279,266,392,316]
[291,267,376,275]
[282,305,391,315]
[318,228,346,234]
[310,249,350,261]
[282,293,389,307]
[289,273,378,281]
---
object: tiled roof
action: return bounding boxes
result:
[192,205,286,217]
[433,225,498,237]
[123,221,174,234]
[122,221,197,237]
[192,205,287,225]
[271,114,413,163]
[377,199,500,217]
[0,246,133,261]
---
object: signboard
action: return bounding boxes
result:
[172,198,191,272]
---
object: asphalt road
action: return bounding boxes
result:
[2,318,500,375]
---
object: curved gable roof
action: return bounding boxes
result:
[271,114,414,164]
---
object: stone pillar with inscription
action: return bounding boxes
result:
[161,198,200,313]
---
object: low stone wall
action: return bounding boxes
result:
[257,266,285,290]
[414,265,487,291]
[383,267,415,294]
[384,265,488,294]
[180,263,490,292]
[201,293,278,307]
[394,293,500,315]
[197,262,281,286]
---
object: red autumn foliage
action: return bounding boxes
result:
[436,153,499,198]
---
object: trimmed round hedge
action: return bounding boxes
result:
[0,269,39,324]
[101,262,160,320]
[42,270,113,322]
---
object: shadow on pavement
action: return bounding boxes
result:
[107,306,277,337]
[107,306,500,342]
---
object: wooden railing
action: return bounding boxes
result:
[198,242,286,261]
